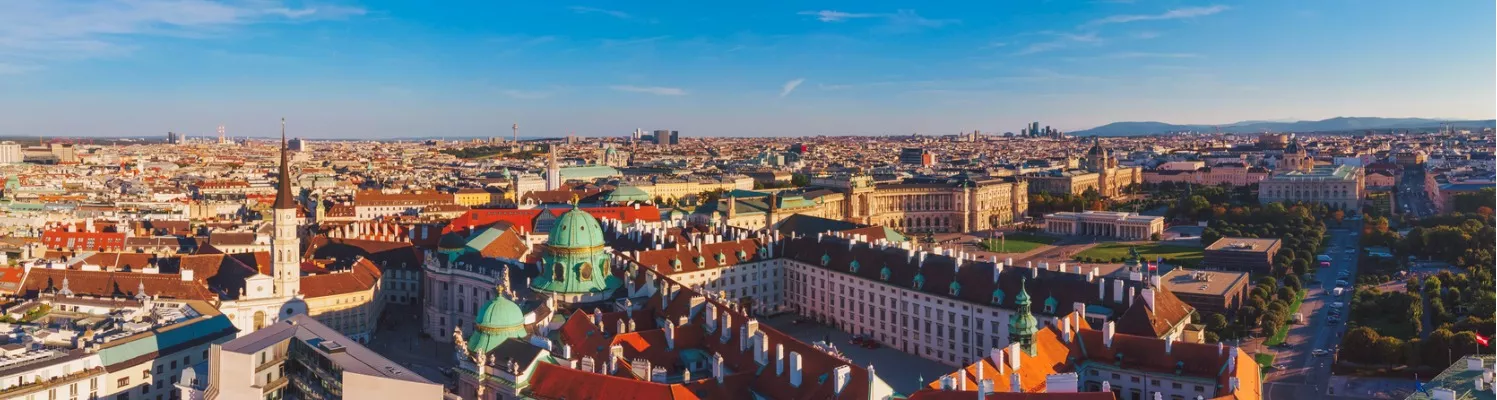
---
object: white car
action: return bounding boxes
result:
[1331,302,1344,309]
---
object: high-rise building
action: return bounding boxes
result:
[899,148,934,166]
[288,137,306,151]
[167,131,180,144]
[545,144,561,190]
[652,129,679,145]
[0,141,21,164]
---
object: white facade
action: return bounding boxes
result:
[1044,211,1164,240]
[0,142,21,164]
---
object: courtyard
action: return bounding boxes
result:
[764,314,957,395]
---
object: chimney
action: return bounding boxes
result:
[1228,346,1239,373]
[1150,274,1162,288]
[990,347,1004,374]
[1217,342,1224,356]
[608,344,623,374]
[1062,316,1072,343]
[1142,288,1156,311]
[1112,279,1124,303]
[833,365,851,395]
[1006,343,1021,370]
[775,343,785,375]
[1103,321,1116,348]
[993,263,1004,283]
[1044,373,1079,393]
[712,353,725,383]
[1058,263,1066,274]
[1102,381,1111,393]
[1127,286,1136,307]
[180,269,194,281]
[665,321,676,349]
[1165,338,1173,354]
[1009,373,1022,393]
[788,351,803,387]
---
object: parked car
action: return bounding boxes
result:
[861,340,881,349]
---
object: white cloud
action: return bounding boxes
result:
[779,78,805,98]
[568,6,631,19]
[1014,31,1102,55]
[1131,31,1162,39]
[798,9,956,31]
[1086,5,1230,26]
[797,10,878,22]
[0,0,363,67]
[611,85,687,96]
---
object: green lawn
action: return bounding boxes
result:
[979,233,1058,254]
[1072,243,1204,267]
[1264,289,1307,346]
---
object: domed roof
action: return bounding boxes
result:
[1285,139,1304,153]
[546,208,605,249]
[1087,139,1109,156]
[438,231,468,251]
[468,294,527,353]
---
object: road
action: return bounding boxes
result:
[1265,223,1362,399]
[1398,168,1437,217]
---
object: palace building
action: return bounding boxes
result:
[1042,211,1165,241]
[1025,138,1142,199]
[694,172,1028,234]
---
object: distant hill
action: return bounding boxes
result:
[1070,117,1497,136]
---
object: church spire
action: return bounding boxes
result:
[274,118,297,210]
[1010,277,1039,355]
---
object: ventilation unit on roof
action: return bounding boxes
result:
[318,340,347,353]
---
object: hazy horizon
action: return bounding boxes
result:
[1,1,1492,138]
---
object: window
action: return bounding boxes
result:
[155,365,163,374]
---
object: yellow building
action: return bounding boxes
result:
[454,188,493,206]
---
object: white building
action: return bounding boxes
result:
[1043,211,1165,240]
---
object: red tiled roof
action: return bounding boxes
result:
[20,268,214,301]
[446,206,661,235]
[299,257,382,298]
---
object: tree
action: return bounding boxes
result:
[1332,209,1346,225]
[1205,331,1220,343]
[1207,313,1229,332]
[1277,287,1297,303]
[1260,315,1281,335]
[1342,327,1381,364]
[1283,275,1302,291]
[1150,232,1162,241]
[1374,337,1405,367]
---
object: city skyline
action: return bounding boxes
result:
[0,0,1493,138]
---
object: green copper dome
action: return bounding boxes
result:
[533,207,620,294]
[468,294,527,353]
[546,208,606,249]
[438,231,469,252]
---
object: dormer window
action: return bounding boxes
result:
[1044,297,1057,314]
[880,266,891,281]
[913,273,925,290]
[669,258,682,271]
[715,252,727,264]
[693,256,706,266]
[849,260,860,273]
[736,250,748,260]
[820,253,830,266]
[991,289,1004,305]
[948,281,961,296]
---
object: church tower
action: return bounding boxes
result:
[272,118,302,297]
[544,144,561,191]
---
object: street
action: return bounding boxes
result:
[1398,169,1437,217]
[1265,223,1367,399]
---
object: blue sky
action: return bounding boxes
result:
[0,0,1492,138]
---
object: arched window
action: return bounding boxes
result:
[253,311,267,330]
[552,263,565,281]
[579,262,594,280]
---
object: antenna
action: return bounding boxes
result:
[513,123,519,142]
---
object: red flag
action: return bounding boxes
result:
[1478,334,1490,347]
[1147,262,1158,272]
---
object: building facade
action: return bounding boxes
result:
[1258,164,1365,211]
[1042,211,1164,240]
